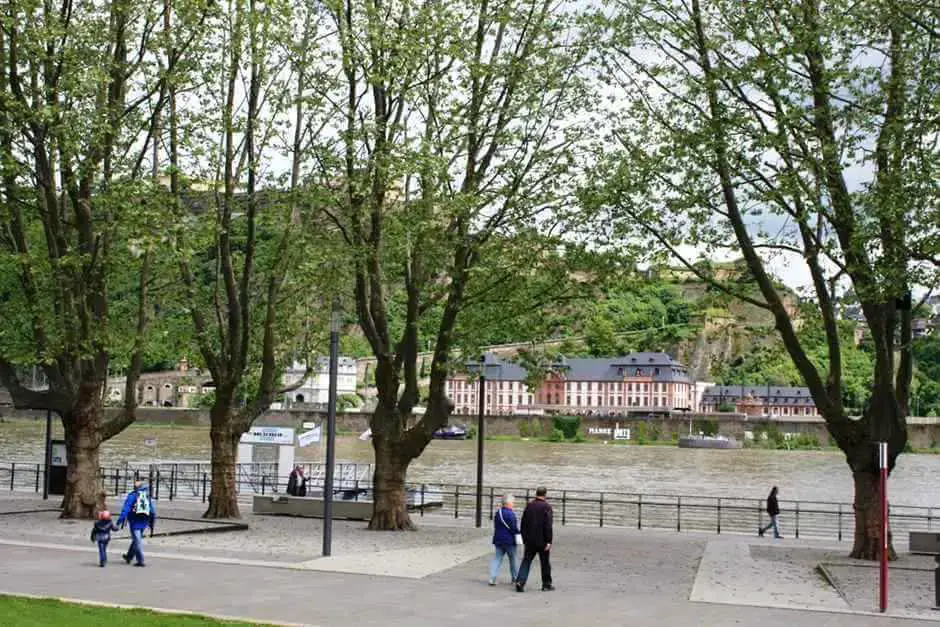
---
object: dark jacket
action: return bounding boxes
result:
[520,498,553,549]
[90,520,119,543]
[492,506,520,548]
[117,486,156,531]
[287,471,306,496]
[767,493,780,517]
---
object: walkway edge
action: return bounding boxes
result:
[0,590,315,627]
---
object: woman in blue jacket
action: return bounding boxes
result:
[489,494,520,585]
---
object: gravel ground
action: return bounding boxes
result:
[749,542,940,618]
[0,493,489,562]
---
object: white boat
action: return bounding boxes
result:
[678,434,742,449]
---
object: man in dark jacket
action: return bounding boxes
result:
[758,485,782,538]
[515,486,554,592]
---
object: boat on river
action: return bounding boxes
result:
[678,434,742,449]
[432,424,468,440]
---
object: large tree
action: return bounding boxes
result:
[316,0,598,529]
[595,0,940,557]
[0,0,202,517]
[167,0,328,518]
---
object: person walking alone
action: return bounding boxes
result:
[489,495,520,586]
[117,480,157,566]
[758,486,783,539]
[515,487,554,593]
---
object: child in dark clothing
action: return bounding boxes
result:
[90,510,119,567]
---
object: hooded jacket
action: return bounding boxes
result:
[90,519,119,543]
[117,486,157,531]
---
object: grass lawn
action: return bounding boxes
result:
[0,595,274,626]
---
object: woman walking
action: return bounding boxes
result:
[758,486,783,539]
[489,495,520,585]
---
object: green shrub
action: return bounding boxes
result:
[572,433,587,443]
[466,424,478,440]
[553,415,581,440]
[694,419,718,436]
[518,420,530,438]
[717,402,736,412]
[548,428,565,442]
[528,419,543,438]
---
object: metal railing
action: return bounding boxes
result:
[1,461,936,542]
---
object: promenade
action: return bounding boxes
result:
[0,496,937,626]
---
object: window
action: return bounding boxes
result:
[554,393,559,404]
[577,396,582,405]
[566,395,571,405]
[635,368,642,376]
[577,382,582,391]
[643,383,648,392]
[617,396,622,406]
[654,368,660,375]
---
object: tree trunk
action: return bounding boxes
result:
[204,405,241,519]
[60,392,103,519]
[849,469,895,560]
[369,432,415,531]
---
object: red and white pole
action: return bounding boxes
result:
[878,441,889,613]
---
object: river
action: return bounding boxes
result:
[1,419,938,507]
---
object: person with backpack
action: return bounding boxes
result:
[89,510,119,567]
[117,480,157,567]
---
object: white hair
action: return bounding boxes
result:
[501,494,514,506]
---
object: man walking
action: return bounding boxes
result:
[758,485,783,539]
[117,480,157,567]
[515,486,554,592]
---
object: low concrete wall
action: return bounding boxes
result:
[252,495,372,520]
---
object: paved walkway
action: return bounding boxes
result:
[0,521,937,626]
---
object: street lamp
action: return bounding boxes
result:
[322,298,341,557]
[466,355,487,528]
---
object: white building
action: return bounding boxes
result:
[282,357,357,406]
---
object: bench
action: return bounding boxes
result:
[909,532,940,555]
[252,495,372,520]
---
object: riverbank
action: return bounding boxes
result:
[4,418,940,506]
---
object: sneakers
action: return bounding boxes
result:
[515,583,524,593]
[99,561,106,568]
[133,562,146,567]
[758,528,764,537]
[488,579,496,586]
[542,585,555,591]
[122,553,131,564]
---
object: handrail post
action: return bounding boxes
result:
[261,475,266,495]
[35,463,40,492]
[562,491,567,526]
[455,485,459,519]
[489,487,495,517]
[838,503,843,541]
[202,472,207,503]
[677,496,681,532]
[638,494,642,530]
[717,498,722,534]
[10,462,15,491]
[421,484,426,517]
[600,492,605,528]
[795,502,800,539]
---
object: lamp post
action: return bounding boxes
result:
[468,355,486,528]
[322,298,341,557]
[42,409,52,500]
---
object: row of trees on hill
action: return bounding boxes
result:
[1,0,937,557]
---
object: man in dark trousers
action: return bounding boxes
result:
[515,486,554,592]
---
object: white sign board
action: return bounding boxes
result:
[51,442,67,466]
[240,427,295,446]
[302,422,318,430]
[613,427,630,441]
[297,426,321,447]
